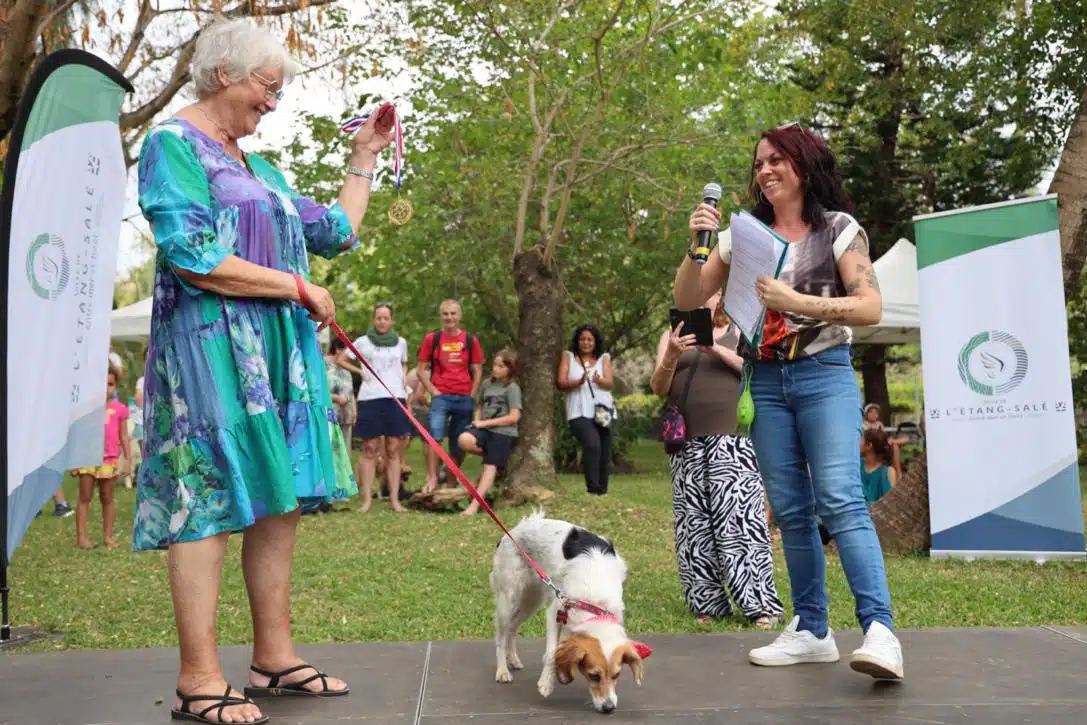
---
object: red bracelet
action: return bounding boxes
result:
[292,273,313,311]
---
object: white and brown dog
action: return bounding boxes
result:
[490,512,652,714]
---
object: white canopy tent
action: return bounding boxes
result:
[850,238,920,345]
[110,296,152,342]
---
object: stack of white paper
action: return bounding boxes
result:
[723,211,789,346]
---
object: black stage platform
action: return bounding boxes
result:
[3,627,1086,724]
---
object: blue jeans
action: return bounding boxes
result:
[428,393,475,461]
[749,344,893,637]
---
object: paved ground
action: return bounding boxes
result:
[2,627,1086,724]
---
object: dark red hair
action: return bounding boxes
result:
[748,125,853,232]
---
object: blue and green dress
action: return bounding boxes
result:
[132,119,358,551]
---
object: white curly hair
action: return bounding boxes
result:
[190,17,299,98]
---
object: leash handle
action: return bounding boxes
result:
[325,319,559,593]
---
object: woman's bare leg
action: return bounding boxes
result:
[243,509,347,694]
[171,531,263,723]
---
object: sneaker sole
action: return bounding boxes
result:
[749,651,840,667]
[849,654,903,680]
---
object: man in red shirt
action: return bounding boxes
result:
[417,299,485,493]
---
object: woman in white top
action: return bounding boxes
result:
[556,324,616,495]
[349,303,410,512]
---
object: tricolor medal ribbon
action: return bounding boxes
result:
[341,105,412,225]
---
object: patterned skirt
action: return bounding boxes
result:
[669,434,784,620]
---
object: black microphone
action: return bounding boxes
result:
[692,182,722,265]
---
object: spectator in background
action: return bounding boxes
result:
[860,429,900,505]
[457,348,522,516]
[325,338,357,451]
[417,299,484,493]
[70,369,130,549]
[556,324,616,495]
[863,403,884,431]
[350,303,411,512]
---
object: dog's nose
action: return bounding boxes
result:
[600,701,616,714]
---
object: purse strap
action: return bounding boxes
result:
[581,354,599,400]
[676,350,701,412]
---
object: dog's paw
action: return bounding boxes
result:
[537,676,555,698]
[495,669,513,684]
[508,653,524,670]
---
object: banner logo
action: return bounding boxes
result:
[25,232,70,301]
[957,330,1028,396]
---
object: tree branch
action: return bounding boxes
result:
[119,38,196,131]
[117,0,341,139]
[592,0,626,93]
[148,0,341,18]
[572,159,676,195]
[572,135,722,185]
[33,0,80,37]
[296,42,366,76]
[116,0,154,75]
[461,0,540,76]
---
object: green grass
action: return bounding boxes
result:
[5,440,1087,653]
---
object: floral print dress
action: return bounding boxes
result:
[131,119,358,551]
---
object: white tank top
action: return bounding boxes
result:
[562,351,616,421]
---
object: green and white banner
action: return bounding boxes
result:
[2,50,132,566]
[914,194,1085,559]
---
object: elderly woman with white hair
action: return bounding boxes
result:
[132,17,392,725]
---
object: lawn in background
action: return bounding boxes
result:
[4,440,1086,652]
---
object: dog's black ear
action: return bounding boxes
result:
[561,527,582,560]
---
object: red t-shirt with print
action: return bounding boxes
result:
[417,330,484,396]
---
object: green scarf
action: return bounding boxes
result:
[366,325,400,347]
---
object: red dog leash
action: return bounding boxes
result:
[293,277,562,595]
[298,280,653,657]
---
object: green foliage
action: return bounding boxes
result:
[777,0,1063,252]
[1025,0,1087,139]
[275,2,809,362]
[617,392,662,440]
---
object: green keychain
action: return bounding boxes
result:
[736,361,755,434]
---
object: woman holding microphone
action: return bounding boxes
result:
[672,124,902,681]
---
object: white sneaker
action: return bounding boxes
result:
[748,616,840,666]
[849,621,904,680]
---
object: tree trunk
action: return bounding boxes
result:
[860,344,891,424]
[503,246,563,505]
[0,0,48,143]
[869,449,930,555]
[1052,87,1087,301]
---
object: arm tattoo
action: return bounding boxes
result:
[817,298,851,323]
[864,265,880,292]
[843,233,869,257]
[845,264,864,294]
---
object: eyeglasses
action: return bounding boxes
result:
[250,71,284,102]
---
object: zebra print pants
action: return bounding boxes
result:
[669,434,785,621]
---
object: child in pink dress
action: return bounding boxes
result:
[71,369,131,549]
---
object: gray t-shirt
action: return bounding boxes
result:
[718,210,861,361]
[479,380,522,437]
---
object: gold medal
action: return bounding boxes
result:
[388,197,414,225]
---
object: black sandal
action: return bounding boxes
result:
[172,684,268,724]
[244,663,350,698]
